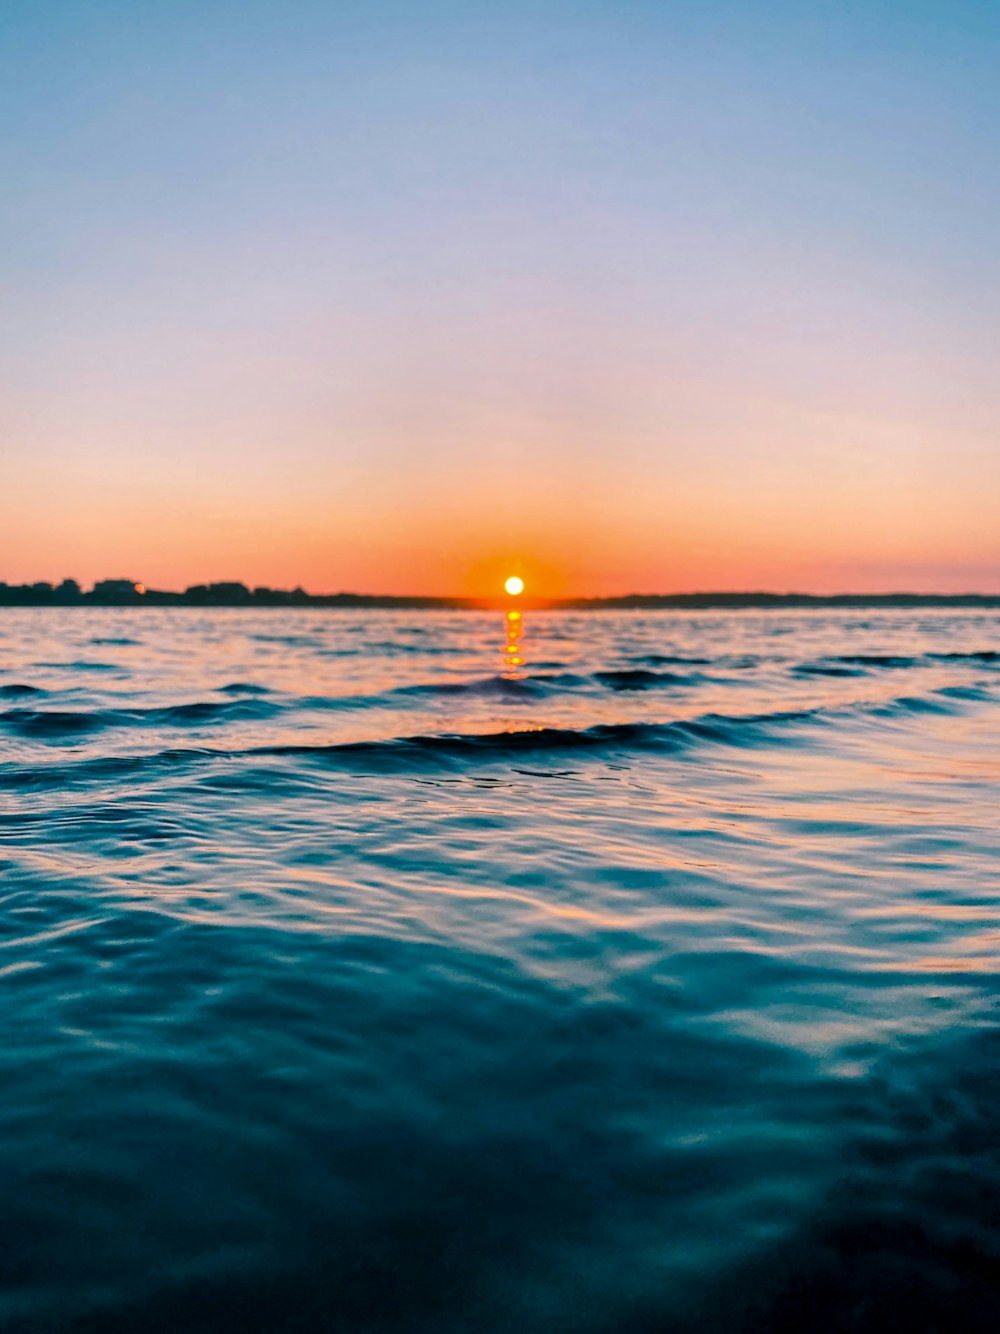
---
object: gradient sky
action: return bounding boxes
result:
[3,0,999,595]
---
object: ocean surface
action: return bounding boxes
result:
[2,607,999,1333]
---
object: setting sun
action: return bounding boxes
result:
[504,576,524,596]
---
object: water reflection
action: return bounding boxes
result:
[501,609,525,678]
[6,609,1000,1333]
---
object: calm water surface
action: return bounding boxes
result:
[2,609,999,1332]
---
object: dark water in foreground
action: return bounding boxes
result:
[2,608,1000,1332]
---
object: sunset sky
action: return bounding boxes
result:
[3,0,999,596]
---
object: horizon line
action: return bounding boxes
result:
[4,579,1000,606]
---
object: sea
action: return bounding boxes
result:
[1,607,999,1332]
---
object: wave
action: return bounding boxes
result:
[872,692,961,717]
[34,659,119,671]
[257,707,818,771]
[0,696,282,739]
[793,663,867,678]
[930,649,1000,663]
[795,649,1000,678]
[3,671,995,779]
[834,653,920,668]
[936,683,994,702]
[391,673,590,701]
[0,703,821,788]
[279,683,986,762]
[0,683,48,697]
[0,748,215,791]
[833,650,999,670]
[387,667,699,701]
[0,708,110,738]
[287,668,698,712]
[146,699,282,725]
[626,653,713,666]
[251,633,321,647]
[594,668,699,690]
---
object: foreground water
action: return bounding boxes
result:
[2,608,999,1332]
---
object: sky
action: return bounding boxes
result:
[2,0,999,596]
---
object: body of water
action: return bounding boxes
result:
[2,608,999,1331]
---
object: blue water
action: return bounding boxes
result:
[2,608,1000,1332]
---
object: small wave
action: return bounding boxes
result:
[35,659,119,672]
[0,705,817,785]
[930,650,1000,663]
[296,674,593,712]
[258,707,817,771]
[0,696,282,740]
[793,663,866,678]
[627,653,713,666]
[251,633,321,647]
[395,675,560,700]
[530,671,591,687]
[801,650,1000,676]
[304,669,684,710]
[834,654,919,668]
[372,668,702,705]
[260,722,668,769]
[1,677,988,785]
[0,748,213,791]
[594,668,698,691]
[217,682,273,695]
[90,637,139,646]
[147,699,282,726]
[0,708,111,738]
[0,683,48,697]
[936,684,993,702]
[871,694,957,718]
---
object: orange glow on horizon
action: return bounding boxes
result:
[7,465,1000,598]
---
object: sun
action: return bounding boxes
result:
[504,575,524,596]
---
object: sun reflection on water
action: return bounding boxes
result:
[501,609,525,677]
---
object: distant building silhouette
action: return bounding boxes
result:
[92,579,144,602]
[184,582,252,605]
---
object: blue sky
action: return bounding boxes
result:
[3,1,999,592]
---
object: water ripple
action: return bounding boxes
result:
[2,607,1000,1331]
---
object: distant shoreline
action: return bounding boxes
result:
[4,584,1000,611]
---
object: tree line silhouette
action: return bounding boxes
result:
[2,579,1000,609]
